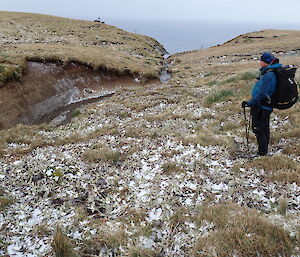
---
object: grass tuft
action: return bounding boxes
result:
[278,197,288,216]
[246,154,300,184]
[52,227,79,257]
[161,162,183,175]
[81,226,127,255]
[128,246,158,257]
[82,146,123,165]
[192,203,295,257]
[0,198,14,211]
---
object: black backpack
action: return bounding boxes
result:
[268,65,299,109]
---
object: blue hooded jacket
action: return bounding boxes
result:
[247,63,282,111]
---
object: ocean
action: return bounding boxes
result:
[98,18,299,54]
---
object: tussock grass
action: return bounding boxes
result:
[199,112,214,120]
[124,127,144,138]
[192,203,295,257]
[273,127,300,142]
[34,225,52,238]
[282,143,300,156]
[246,154,300,184]
[0,124,49,156]
[161,162,183,175]
[133,224,153,238]
[144,112,173,122]
[82,146,123,164]
[219,121,241,131]
[1,124,41,145]
[81,226,127,256]
[169,207,190,227]
[278,197,288,216]
[0,198,14,211]
[128,247,158,257]
[181,128,228,147]
[122,208,147,225]
[0,123,122,157]
[52,227,79,257]
[125,101,161,112]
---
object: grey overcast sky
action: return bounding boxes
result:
[1,0,300,24]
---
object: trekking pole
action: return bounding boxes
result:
[243,106,250,156]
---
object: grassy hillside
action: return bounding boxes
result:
[0,11,166,87]
[0,25,300,256]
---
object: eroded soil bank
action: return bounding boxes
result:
[0,61,145,129]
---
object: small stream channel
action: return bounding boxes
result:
[160,54,172,83]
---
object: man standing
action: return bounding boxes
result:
[242,52,282,156]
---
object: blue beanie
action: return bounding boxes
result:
[260,52,278,64]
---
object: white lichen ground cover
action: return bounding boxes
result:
[0,67,299,256]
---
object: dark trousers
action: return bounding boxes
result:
[251,106,272,155]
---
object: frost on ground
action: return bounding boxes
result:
[0,57,300,257]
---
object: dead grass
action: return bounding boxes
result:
[52,227,79,257]
[0,123,122,157]
[246,154,300,184]
[0,124,50,156]
[278,197,288,216]
[161,162,183,175]
[169,207,190,228]
[0,198,14,211]
[121,208,147,225]
[124,127,144,138]
[81,226,127,256]
[82,146,123,165]
[174,30,300,66]
[282,143,300,156]
[125,101,161,112]
[192,203,295,257]
[181,128,228,147]
[34,225,52,238]
[128,246,158,257]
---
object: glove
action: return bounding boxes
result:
[241,101,248,108]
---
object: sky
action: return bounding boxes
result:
[1,0,300,24]
[1,0,299,53]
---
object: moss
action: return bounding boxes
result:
[71,109,81,118]
[0,64,23,87]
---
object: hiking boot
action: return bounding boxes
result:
[258,151,268,156]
